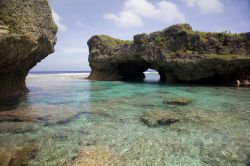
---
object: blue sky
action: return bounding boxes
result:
[32,0,250,71]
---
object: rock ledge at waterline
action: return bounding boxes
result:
[88,24,250,84]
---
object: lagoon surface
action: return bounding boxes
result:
[0,73,249,166]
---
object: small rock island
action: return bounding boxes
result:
[0,0,57,98]
[88,24,250,84]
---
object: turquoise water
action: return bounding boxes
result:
[0,73,249,166]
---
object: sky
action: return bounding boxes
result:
[32,0,250,71]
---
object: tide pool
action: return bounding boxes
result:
[0,73,249,166]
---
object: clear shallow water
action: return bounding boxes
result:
[0,73,249,166]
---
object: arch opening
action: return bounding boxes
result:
[116,62,167,83]
[117,62,149,81]
[143,69,162,83]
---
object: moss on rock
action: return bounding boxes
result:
[96,35,133,47]
[205,54,249,59]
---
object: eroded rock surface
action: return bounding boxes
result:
[0,0,57,98]
[88,24,250,84]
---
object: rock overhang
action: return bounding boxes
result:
[0,0,57,98]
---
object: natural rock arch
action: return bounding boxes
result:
[0,0,57,98]
[87,24,250,84]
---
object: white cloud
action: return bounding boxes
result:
[124,0,157,18]
[104,11,144,28]
[104,0,186,29]
[52,9,68,32]
[157,1,186,23]
[183,0,224,14]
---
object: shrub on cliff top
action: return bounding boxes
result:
[98,35,133,47]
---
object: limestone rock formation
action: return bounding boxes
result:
[88,24,250,84]
[0,0,57,98]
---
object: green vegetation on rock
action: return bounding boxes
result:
[97,35,133,47]
[155,24,248,56]
[50,22,58,34]
[0,6,12,25]
[44,0,50,6]
[205,54,249,59]
[0,5,15,33]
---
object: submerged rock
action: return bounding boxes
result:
[0,0,57,98]
[11,143,39,166]
[0,147,12,166]
[163,98,193,106]
[140,108,243,127]
[72,146,124,166]
[88,24,250,84]
[141,111,179,127]
[0,122,37,133]
[0,105,85,125]
[0,143,39,166]
[200,142,249,166]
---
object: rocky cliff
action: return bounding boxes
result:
[88,24,250,84]
[0,0,57,98]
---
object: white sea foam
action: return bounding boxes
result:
[144,71,158,74]
[27,72,90,79]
